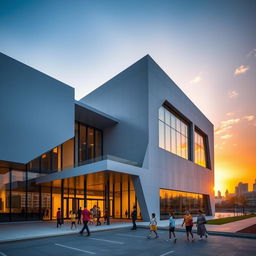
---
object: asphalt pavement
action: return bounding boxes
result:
[0,228,255,256]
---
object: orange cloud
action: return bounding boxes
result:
[214,125,232,135]
[234,65,250,75]
[220,134,232,140]
[244,115,255,121]
[221,118,240,126]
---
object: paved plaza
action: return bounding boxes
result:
[0,228,255,256]
[1,216,256,243]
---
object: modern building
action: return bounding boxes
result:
[0,53,214,222]
[253,179,256,192]
[235,182,249,196]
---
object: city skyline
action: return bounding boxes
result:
[0,0,255,195]
[217,178,256,197]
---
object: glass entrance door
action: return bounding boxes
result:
[87,199,104,212]
[63,197,84,218]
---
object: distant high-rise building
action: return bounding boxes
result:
[225,189,229,198]
[253,179,256,192]
[235,182,248,195]
[217,190,222,198]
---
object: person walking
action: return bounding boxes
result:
[103,208,110,225]
[182,210,194,242]
[56,208,62,228]
[147,213,159,239]
[77,207,82,225]
[70,210,77,229]
[89,208,94,225]
[96,207,101,226]
[79,207,91,236]
[196,210,208,239]
[168,212,177,242]
[131,206,137,230]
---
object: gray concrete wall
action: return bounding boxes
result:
[138,56,215,219]
[80,56,149,166]
[0,53,74,164]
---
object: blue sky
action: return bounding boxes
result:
[0,0,256,193]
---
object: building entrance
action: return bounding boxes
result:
[63,197,84,218]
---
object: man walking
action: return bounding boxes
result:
[56,208,62,228]
[131,206,137,230]
[79,206,91,236]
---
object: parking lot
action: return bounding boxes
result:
[0,228,255,256]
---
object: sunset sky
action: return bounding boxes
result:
[0,0,255,195]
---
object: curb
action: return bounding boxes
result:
[137,225,256,239]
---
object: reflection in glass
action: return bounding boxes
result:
[87,128,94,160]
[194,131,207,167]
[0,167,10,221]
[159,106,189,159]
[95,130,102,158]
[62,139,74,170]
[11,170,26,221]
[160,188,209,220]
[79,124,87,162]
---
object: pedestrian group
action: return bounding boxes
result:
[56,206,208,242]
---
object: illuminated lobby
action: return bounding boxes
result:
[0,53,214,222]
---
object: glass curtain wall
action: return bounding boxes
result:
[194,130,207,168]
[0,162,142,222]
[159,106,189,159]
[27,121,103,173]
[160,188,210,219]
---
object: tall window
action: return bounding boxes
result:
[159,106,189,159]
[194,130,207,168]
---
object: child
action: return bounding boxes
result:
[70,211,77,229]
[147,213,159,239]
[182,210,194,242]
[168,212,177,242]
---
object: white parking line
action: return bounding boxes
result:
[89,238,124,245]
[116,233,146,239]
[55,243,96,255]
[159,251,174,256]
[0,252,7,256]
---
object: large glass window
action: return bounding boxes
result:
[10,169,26,221]
[95,130,102,158]
[79,124,87,163]
[0,167,10,221]
[160,188,210,220]
[62,138,74,170]
[87,127,95,160]
[159,106,189,159]
[194,130,207,168]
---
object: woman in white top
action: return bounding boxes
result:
[147,213,159,239]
